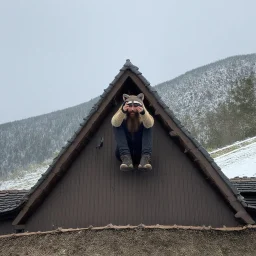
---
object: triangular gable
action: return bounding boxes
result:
[13,59,254,226]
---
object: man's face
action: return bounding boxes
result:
[126,101,142,117]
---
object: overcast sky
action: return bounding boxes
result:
[0,0,255,124]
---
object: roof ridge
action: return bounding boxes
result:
[231,177,256,181]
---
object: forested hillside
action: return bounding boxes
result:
[0,54,255,179]
[0,98,98,178]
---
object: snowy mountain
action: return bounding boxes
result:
[1,137,255,190]
[0,53,256,180]
[156,54,256,145]
[156,54,256,118]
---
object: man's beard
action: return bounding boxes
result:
[127,111,139,118]
[127,112,140,133]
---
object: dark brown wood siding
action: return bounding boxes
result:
[0,219,14,235]
[25,107,239,231]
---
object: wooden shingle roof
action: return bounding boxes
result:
[231,177,256,208]
[231,177,256,193]
[0,190,27,215]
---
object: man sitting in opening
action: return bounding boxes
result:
[111,93,154,171]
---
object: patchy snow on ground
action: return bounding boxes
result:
[0,160,51,190]
[209,136,256,154]
[0,165,48,191]
[215,142,256,178]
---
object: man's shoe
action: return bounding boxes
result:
[120,154,134,171]
[138,154,152,171]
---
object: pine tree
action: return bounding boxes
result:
[203,74,256,148]
[228,74,256,138]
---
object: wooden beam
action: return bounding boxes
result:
[184,148,190,153]
[169,131,177,137]
[154,110,160,115]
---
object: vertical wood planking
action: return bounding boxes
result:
[0,220,15,235]
[25,106,240,231]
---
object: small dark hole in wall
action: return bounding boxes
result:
[16,229,25,233]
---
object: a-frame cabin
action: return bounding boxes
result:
[12,60,254,232]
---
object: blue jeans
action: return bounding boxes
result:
[113,121,152,164]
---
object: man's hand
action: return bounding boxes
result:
[135,106,144,114]
[122,102,145,114]
[122,102,129,113]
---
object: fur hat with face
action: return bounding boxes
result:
[111,92,154,128]
[122,93,145,106]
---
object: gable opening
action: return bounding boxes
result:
[113,76,152,108]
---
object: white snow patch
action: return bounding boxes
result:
[0,161,50,190]
[215,142,256,178]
